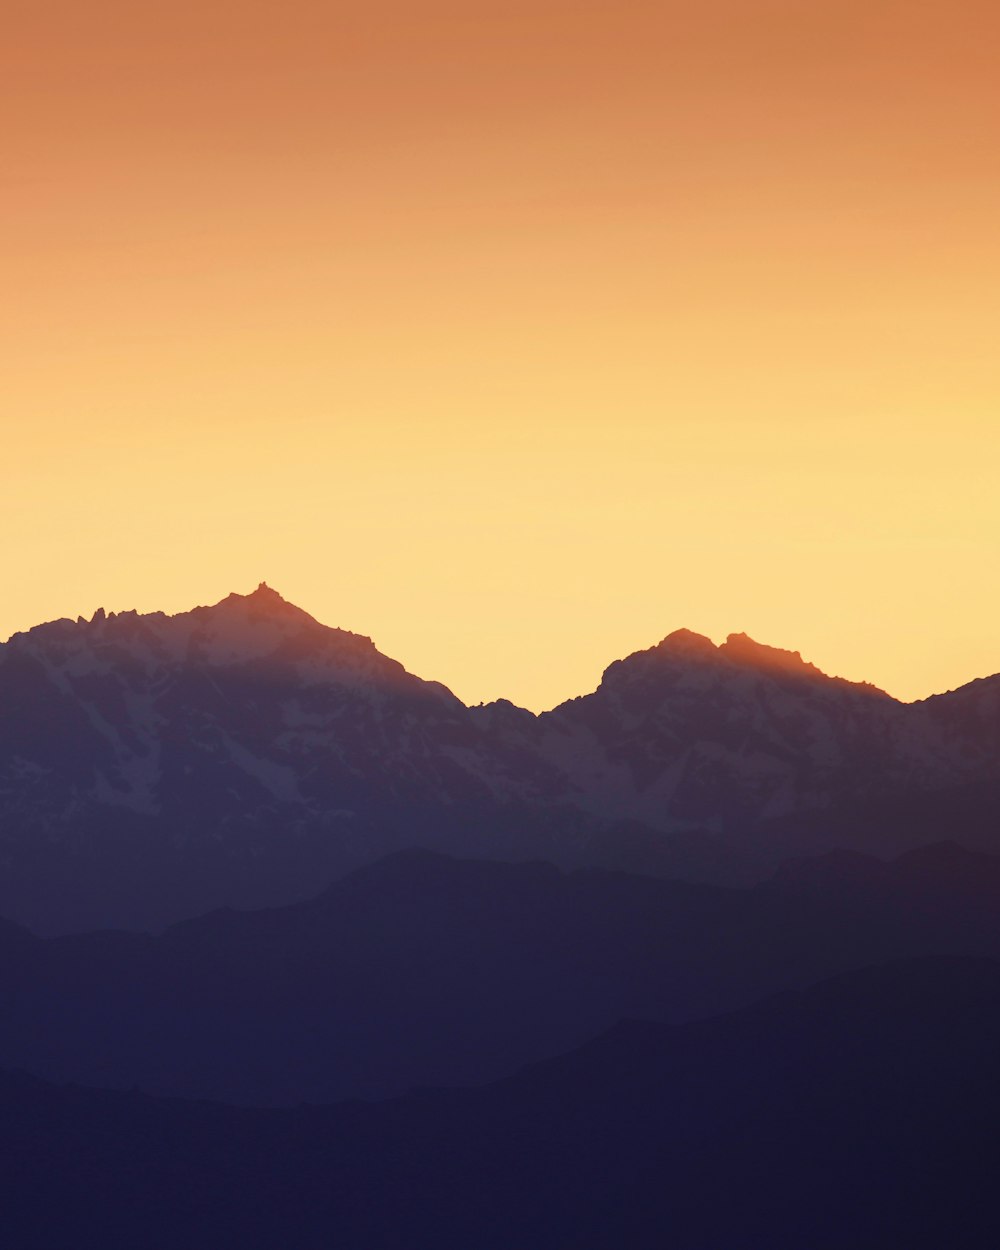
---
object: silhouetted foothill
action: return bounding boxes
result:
[4,957,1000,1249]
[3,841,1000,1106]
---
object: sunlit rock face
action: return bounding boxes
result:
[1,585,998,932]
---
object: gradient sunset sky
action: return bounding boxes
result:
[4,0,999,709]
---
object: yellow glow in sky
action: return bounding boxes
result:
[3,0,999,709]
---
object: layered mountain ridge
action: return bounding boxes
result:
[1,584,998,932]
[5,956,1000,1248]
[2,840,1000,1106]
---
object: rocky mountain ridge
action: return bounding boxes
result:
[1,585,998,931]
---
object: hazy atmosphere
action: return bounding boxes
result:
[6,6,1000,1246]
[5,0,998,709]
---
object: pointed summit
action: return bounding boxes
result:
[250,581,281,601]
[239,581,291,608]
[212,583,312,624]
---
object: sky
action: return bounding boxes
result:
[3,0,999,710]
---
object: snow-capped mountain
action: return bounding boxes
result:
[1,584,998,932]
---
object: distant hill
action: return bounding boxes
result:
[2,584,999,932]
[3,841,1000,1105]
[4,956,1000,1249]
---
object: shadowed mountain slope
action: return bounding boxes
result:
[2,841,1000,1105]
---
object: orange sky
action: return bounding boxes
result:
[3,0,999,710]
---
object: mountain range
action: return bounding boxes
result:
[2,584,999,933]
[4,583,1000,1247]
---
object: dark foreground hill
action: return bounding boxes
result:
[3,841,1000,1105]
[3,957,1000,1250]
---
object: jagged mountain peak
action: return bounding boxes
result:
[718,631,836,683]
[2,587,460,710]
[718,632,892,698]
[654,628,718,657]
[214,581,310,621]
[15,586,355,664]
[726,634,893,699]
[610,627,816,678]
[721,631,808,667]
[594,626,894,703]
[196,581,321,626]
[590,629,722,694]
[179,583,327,657]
